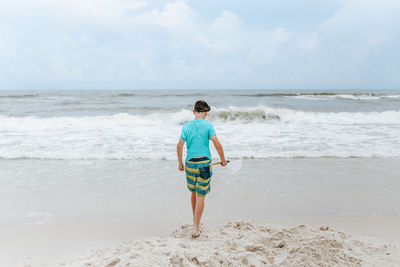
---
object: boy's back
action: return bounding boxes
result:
[181,119,215,162]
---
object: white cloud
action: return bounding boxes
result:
[295,33,317,52]
[200,11,243,51]
[134,1,197,30]
[319,0,400,47]
[0,0,399,89]
[309,0,400,87]
[209,11,242,35]
[0,0,148,25]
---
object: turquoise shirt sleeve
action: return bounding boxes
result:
[208,123,216,139]
[180,125,187,141]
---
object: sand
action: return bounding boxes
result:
[10,217,400,267]
[1,158,399,266]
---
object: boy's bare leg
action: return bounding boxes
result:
[193,194,205,236]
[191,192,196,221]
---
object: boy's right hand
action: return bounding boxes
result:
[178,162,184,171]
[221,160,228,167]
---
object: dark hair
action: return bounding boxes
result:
[194,100,211,112]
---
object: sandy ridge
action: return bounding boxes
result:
[35,221,398,267]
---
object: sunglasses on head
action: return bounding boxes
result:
[194,107,210,112]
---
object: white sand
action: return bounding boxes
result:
[4,216,399,267]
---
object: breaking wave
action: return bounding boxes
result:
[171,106,400,124]
[0,106,399,159]
[235,93,400,101]
[0,94,39,99]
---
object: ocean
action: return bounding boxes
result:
[1,89,400,159]
[1,89,400,228]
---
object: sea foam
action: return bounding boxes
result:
[0,106,399,159]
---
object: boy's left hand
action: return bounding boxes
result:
[178,162,184,171]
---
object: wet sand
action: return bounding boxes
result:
[1,158,399,266]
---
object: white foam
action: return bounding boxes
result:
[292,95,331,100]
[0,106,399,159]
[383,95,400,99]
[335,94,380,100]
[292,94,400,101]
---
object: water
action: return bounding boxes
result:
[1,89,400,228]
[0,89,400,159]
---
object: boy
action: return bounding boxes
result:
[176,100,227,238]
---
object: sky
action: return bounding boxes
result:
[0,0,399,90]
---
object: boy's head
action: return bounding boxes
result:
[193,100,210,117]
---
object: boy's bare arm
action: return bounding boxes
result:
[211,136,227,166]
[177,138,185,171]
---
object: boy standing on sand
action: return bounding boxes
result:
[177,100,227,238]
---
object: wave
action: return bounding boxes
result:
[235,93,341,97]
[171,106,400,124]
[0,106,399,160]
[1,106,400,124]
[235,93,400,101]
[114,93,206,98]
[57,100,84,106]
[207,107,281,121]
[0,94,39,99]
[114,93,139,97]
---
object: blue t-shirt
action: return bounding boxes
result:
[180,119,216,162]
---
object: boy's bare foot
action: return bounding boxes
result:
[192,230,200,238]
[192,225,200,238]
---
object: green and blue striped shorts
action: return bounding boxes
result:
[185,157,213,196]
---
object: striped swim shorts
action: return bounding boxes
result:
[185,156,213,196]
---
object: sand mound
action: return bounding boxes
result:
[54,221,397,267]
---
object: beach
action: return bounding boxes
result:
[2,216,400,266]
[1,90,400,266]
[1,158,400,266]
[2,0,400,263]
[2,218,400,266]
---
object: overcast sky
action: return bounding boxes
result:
[1,0,399,90]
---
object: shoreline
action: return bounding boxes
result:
[2,157,400,228]
[1,157,399,266]
[1,215,399,266]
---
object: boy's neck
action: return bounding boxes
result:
[194,115,205,120]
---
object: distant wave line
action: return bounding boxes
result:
[234,93,400,97]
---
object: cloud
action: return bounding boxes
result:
[310,0,400,87]
[320,0,400,46]
[0,0,399,89]
[204,11,243,51]
[134,1,196,30]
[0,0,148,25]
